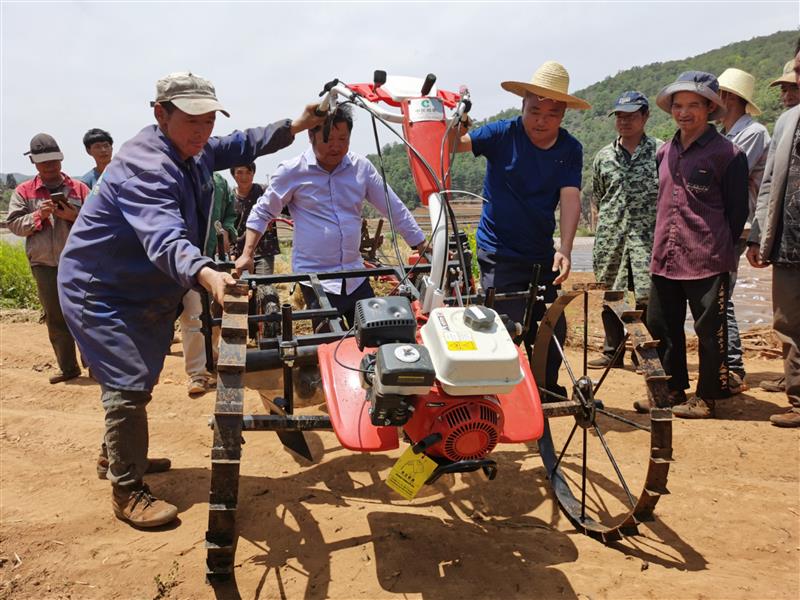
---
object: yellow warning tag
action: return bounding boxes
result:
[386,445,438,500]
[446,340,478,351]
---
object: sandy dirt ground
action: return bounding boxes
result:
[1,277,798,600]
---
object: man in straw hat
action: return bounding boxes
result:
[456,61,590,399]
[746,39,800,427]
[771,59,799,110]
[716,67,771,395]
[58,71,324,528]
[645,71,749,419]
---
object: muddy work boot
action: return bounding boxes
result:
[769,407,800,428]
[587,354,623,370]
[97,456,172,480]
[672,396,715,419]
[728,372,749,395]
[112,484,178,528]
[760,377,786,393]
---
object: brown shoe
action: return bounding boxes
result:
[634,389,685,414]
[97,456,172,480]
[588,354,624,370]
[760,377,786,393]
[112,484,178,528]
[728,372,748,395]
[672,396,715,419]
[769,407,800,428]
[49,369,81,384]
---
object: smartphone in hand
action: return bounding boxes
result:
[49,192,68,210]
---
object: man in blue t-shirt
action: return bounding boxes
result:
[79,128,114,195]
[457,61,590,398]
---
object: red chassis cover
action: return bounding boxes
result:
[317,337,544,452]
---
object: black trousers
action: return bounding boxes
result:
[647,273,730,400]
[248,256,276,339]
[477,250,563,393]
[301,278,374,331]
[599,260,647,357]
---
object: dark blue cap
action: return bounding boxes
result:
[609,90,649,116]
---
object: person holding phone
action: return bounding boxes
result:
[6,133,89,383]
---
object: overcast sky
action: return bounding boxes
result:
[1,1,797,182]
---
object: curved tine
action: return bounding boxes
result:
[583,290,588,378]
[596,407,650,432]
[551,335,585,404]
[592,333,629,396]
[580,428,588,522]
[592,423,636,508]
[551,421,580,476]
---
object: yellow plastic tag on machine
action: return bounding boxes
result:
[386,446,438,500]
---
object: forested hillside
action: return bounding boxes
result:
[366,30,797,226]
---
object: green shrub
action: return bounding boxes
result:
[464,226,480,282]
[0,240,40,309]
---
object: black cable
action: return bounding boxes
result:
[370,114,405,270]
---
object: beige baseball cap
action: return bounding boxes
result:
[150,71,230,117]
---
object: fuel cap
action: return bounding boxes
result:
[463,306,496,331]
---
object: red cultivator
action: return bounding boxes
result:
[202,72,674,584]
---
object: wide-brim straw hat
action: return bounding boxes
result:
[501,61,591,110]
[656,70,726,121]
[770,60,797,87]
[718,68,761,116]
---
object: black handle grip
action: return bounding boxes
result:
[322,117,332,143]
[420,73,436,96]
[373,70,387,88]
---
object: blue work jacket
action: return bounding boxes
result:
[58,121,294,391]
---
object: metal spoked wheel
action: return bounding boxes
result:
[532,288,674,542]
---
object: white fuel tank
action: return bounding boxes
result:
[420,305,523,395]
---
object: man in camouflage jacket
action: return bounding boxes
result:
[591,92,661,368]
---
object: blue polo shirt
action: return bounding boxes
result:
[471,117,583,262]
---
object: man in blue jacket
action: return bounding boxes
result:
[58,72,322,528]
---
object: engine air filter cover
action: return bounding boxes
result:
[354,296,416,350]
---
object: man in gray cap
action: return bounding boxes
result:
[590,91,661,371]
[7,134,89,383]
[645,71,749,419]
[58,71,323,528]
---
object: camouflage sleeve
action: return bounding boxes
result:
[219,179,238,241]
[591,153,606,209]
